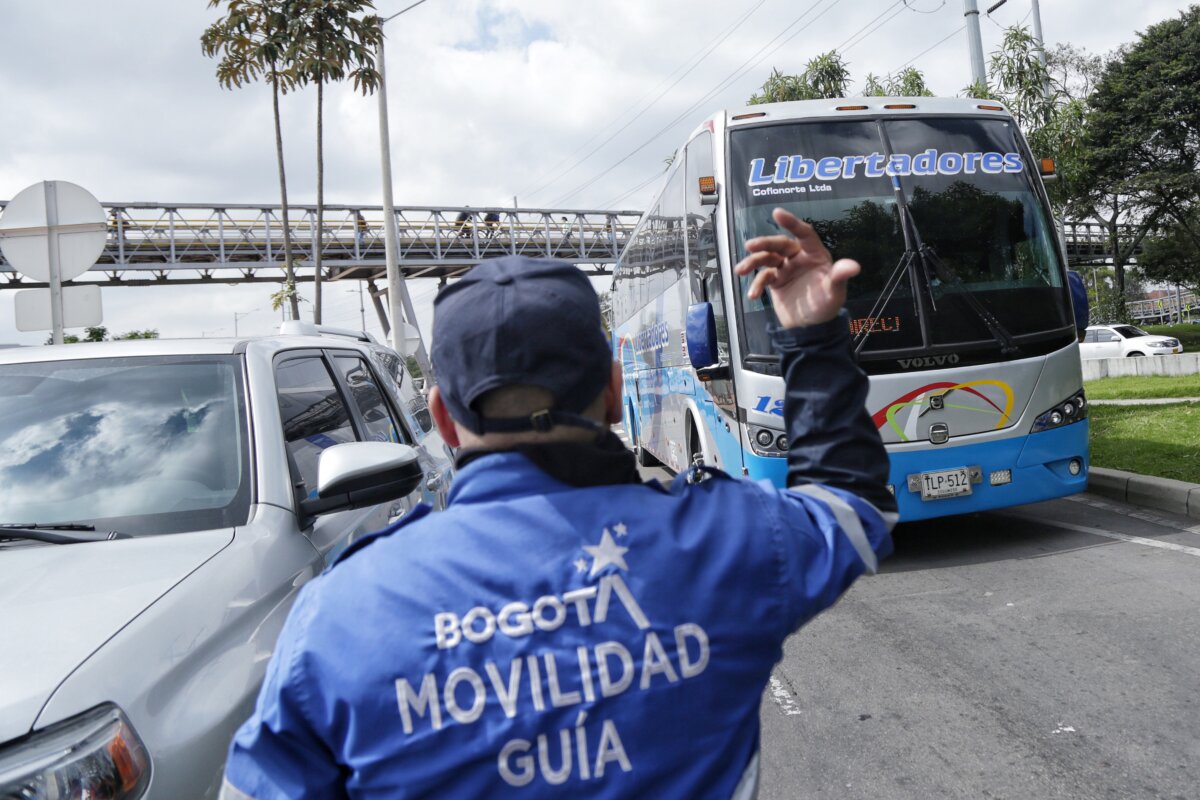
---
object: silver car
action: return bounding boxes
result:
[0,328,452,799]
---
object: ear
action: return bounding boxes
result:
[603,360,623,426]
[429,386,462,448]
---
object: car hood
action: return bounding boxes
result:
[0,529,233,744]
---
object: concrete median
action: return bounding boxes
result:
[1088,466,1200,521]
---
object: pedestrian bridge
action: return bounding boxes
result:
[0,199,1133,288]
[0,202,641,288]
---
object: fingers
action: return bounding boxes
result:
[829,258,861,285]
[734,249,785,277]
[772,207,832,265]
[746,266,779,300]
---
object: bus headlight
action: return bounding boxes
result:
[1031,390,1087,433]
[0,705,150,799]
[749,425,786,457]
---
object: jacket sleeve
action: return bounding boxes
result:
[763,312,897,633]
[772,311,897,516]
[222,587,348,800]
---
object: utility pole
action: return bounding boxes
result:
[963,0,988,88]
[1030,0,1049,93]
[233,309,255,337]
[376,2,434,380]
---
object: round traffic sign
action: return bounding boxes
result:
[0,181,107,282]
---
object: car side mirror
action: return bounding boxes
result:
[686,302,730,382]
[299,442,424,520]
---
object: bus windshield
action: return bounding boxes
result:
[729,116,1073,370]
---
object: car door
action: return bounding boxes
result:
[327,350,429,523]
[1079,328,1100,359]
[1094,328,1122,358]
[273,350,410,564]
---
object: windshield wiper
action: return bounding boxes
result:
[918,244,1019,356]
[0,523,130,545]
[853,249,916,357]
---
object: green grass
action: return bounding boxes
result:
[1089,402,1200,483]
[1143,323,1200,350]
[1085,374,1200,399]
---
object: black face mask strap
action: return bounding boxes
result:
[476,409,606,435]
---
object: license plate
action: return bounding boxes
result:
[919,467,973,500]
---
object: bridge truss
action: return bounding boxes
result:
[0,202,642,289]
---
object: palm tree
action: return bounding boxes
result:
[202,0,303,321]
[287,0,382,324]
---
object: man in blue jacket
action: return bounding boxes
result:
[222,207,896,799]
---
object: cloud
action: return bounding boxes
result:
[0,0,1195,344]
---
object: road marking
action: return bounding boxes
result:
[1001,512,1200,559]
[768,675,803,717]
[1068,494,1200,536]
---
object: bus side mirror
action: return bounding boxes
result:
[686,302,719,369]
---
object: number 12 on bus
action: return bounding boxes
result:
[612,97,1088,522]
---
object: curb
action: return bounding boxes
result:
[1087,466,1200,521]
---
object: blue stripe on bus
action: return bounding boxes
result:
[743,420,1089,522]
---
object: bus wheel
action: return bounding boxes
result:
[688,426,704,468]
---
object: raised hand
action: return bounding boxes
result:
[734,207,861,329]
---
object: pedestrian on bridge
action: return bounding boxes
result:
[221,208,895,799]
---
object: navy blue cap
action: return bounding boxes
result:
[431,256,612,435]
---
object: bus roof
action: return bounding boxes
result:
[700,96,1012,136]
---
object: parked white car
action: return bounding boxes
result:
[0,326,451,799]
[1079,324,1184,359]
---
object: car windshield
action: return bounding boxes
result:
[0,355,250,536]
[729,116,1074,370]
[1113,325,1148,338]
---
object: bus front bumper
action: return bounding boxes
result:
[743,420,1089,523]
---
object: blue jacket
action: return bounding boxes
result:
[223,314,896,799]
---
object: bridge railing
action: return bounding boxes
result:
[0,202,642,285]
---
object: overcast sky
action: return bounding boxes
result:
[0,0,1192,345]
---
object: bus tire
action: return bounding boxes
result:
[687,425,704,469]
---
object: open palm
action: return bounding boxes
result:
[734,208,860,329]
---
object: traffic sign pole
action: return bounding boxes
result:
[44,182,66,344]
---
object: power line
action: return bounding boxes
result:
[835,1,905,53]
[601,171,665,210]
[897,23,965,69]
[550,0,847,207]
[517,0,771,200]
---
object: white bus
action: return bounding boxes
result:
[612,97,1088,522]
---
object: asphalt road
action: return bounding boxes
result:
[639,463,1200,799]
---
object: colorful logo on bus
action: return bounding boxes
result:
[872,380,1014,443]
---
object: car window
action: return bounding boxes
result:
[276,355,357,498]
[1083,330,1097,343]
[1096,330,1118,342]
[333,355,407,444]
[1113,325,1147,338]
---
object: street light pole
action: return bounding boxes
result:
[963,0,988,88]
[376,2,434,380]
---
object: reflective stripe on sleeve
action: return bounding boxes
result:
[219,778,255,800]
[788,484,880,574]
[730,749,760,800]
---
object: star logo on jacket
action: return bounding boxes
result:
[582,529,630,578]
[613,522,628,537]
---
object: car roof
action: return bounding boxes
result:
[0,334,387,365]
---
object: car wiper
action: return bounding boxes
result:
[918,244,1019,356]
[0,523,130,545]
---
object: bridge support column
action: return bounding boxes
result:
[367,278,390,337]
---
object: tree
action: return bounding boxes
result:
[986,26,1055,130]
[863,68,934,98]
[202,0,303,321]
[1080,7,1200,306]
[1139,213,1200,293]
[114,329,161,340]
[749,51,851,104]
[288,0,382,324]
